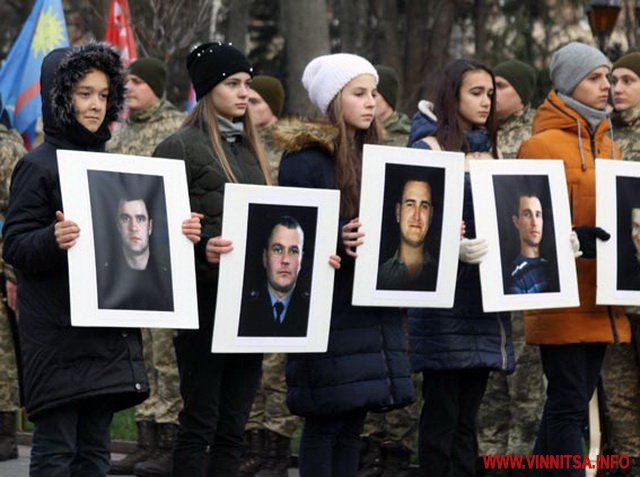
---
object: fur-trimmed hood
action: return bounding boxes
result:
[271,118,339,155]
[42,42,126,148]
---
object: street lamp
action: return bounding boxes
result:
[587,0,621,53]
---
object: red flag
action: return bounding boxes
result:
[105,0,137,67]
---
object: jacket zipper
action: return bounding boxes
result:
[608,306,619,344]
[379,323,395,406]
[497,316,507,370]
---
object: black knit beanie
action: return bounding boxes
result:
[187,42,254,101]
[375,64,399,110]
[129,57,166,99]
[493,60,537,106]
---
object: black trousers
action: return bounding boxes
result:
[172,330,262,477]
[418,368,490,477]
[30,396,115,477]
[533,343,607,477]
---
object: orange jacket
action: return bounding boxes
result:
[517,90,630,345]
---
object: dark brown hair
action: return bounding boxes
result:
[434,59,498,157]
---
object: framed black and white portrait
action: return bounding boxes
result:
[470,159,579,312]
[352,145,465,308]
[57,150,198,328]
[596,159,640,305]
[212,183,340,353]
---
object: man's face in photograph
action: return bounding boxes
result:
[263,224,303,296]
[513,196,543,248]
[396,180,433,248]
[117,199,152,255]
[631,208,640,254]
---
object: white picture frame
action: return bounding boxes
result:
[212,183,340,353]
[470,159,579,312]
[596,159,640,305]
[57,150,198,328]
[352,144,465,308]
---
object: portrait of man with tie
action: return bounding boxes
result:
[238,215,311,337]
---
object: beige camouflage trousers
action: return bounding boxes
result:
[477,313,545,456]
[0,304,19,412]
[246,353,299,438]
[135,328,182,424]
[602,315,640,456]
[361,373,421,452]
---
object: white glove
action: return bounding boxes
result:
[570,231,582,258]
[459,238,488,264]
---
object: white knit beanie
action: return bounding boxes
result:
[302,53,379,114]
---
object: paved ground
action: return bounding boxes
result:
[0,446,301,476]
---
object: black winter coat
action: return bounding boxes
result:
[2,46,148,419]
[408,131,514,374]
[153,122,267,338]
[274,119,415,416]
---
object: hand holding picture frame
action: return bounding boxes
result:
[212,183,340,353]
[470,159,579,312]
[57,150,198,328]
[596,159,640,305]
[352,144,465,308]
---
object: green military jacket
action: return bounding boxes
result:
[108,98,185,156]
[498,107,534,159]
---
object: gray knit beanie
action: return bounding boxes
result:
[549,42,611,95]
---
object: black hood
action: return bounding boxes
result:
[42,42,126,150]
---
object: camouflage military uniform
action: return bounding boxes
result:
[477,108,545,457]
[497,107,534,159]
[381,111,411,147]
[246,120,300,440]
[108,98,185,425]
[600,106,640,455]
[259,124,281,185]
[246,353,299,438]
[0,125,25,414]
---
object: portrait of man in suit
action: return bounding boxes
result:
[238,215,310,337]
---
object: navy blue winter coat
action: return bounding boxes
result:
[274,119,415,416]
[407,113,514,374]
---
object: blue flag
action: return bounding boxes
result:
[0,0,68,148]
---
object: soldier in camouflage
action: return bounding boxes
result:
[107,57,185,477]
[374,65,411,147]
[602,52,640,471]
[356,65,418,477]
[476,60,544,476]
[0,104,26,461]
[240,75,297,477]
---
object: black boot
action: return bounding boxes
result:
[258,429,290,477]
[239,429,264,477]
[133,423,177,477]
[357,437,383,477]
[0,411,18,461]
[109,421,157,475]
[381,444,411,477]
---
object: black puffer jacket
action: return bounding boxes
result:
[2,44,148,419]
[153,120,267,336]
[274,119,415,416]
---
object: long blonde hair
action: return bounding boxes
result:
[183,92,271,185]
[327,90,382,218]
